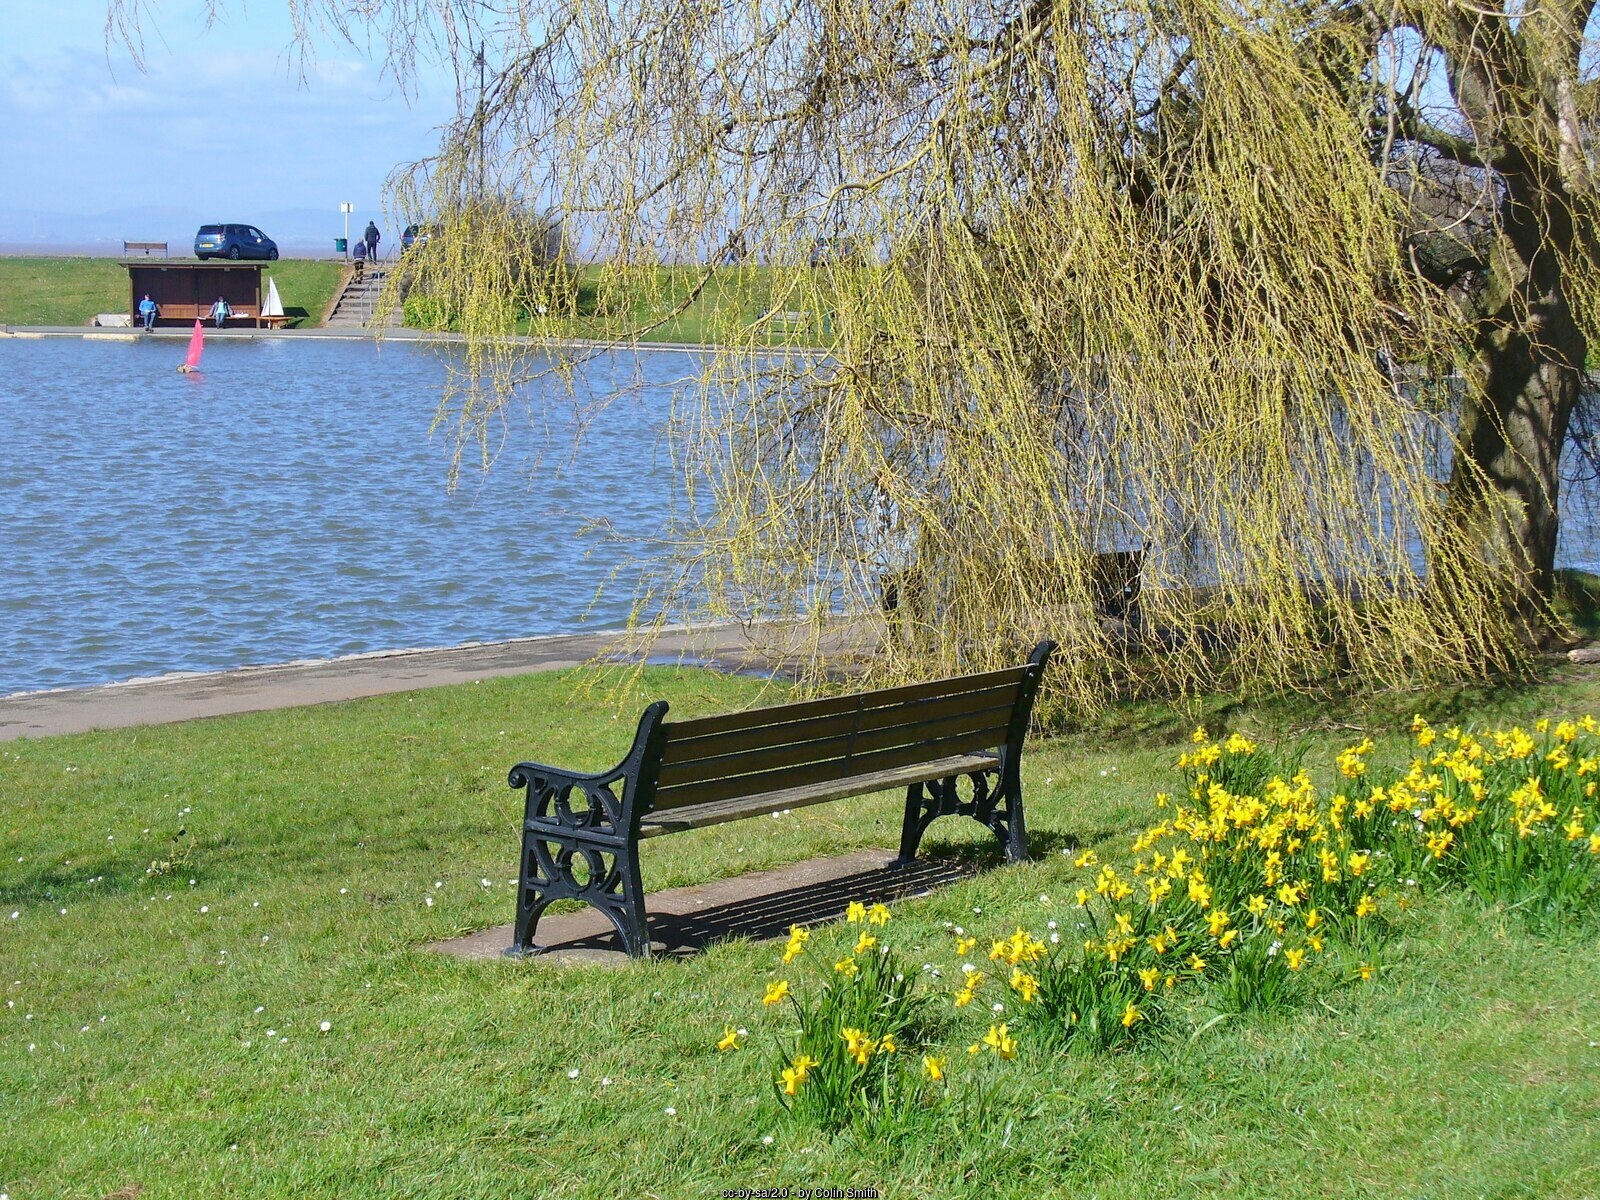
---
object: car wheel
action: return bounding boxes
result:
[268,249,279,260]
[228,246,241,260]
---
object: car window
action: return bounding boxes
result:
[199,225,223,235]
[249,229,263,239]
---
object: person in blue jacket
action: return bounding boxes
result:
[138,294,158,331]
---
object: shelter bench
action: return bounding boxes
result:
[506,639,1056,958]
[122,240,168,257]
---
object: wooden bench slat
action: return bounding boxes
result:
[655,697,1018,789]
[639,753,998,836]
[652,722,1012,811]
[661,665,1027,742]
[659,677,1024,766]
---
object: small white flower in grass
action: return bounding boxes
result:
[9,912,17,920]
[424,897,434,907]
[972,907,982,915]
[27,1043,34,1052]
[1173,1103,1184,1112]
[267,1029,276,1037]
[81,1025,90,1032]
[319,1021,331,1033]
[340,888,348,895]
[567,1068,580,1079]
[962,962,976,974]
[261,935,270,942]
[59,908,66,916]
[252,901,259,907]
[664,1107,677,1116]
[1050,933,1060,944]
[242,1040,252,1049]
[254,1006,264,1013]
[189,879,196,886]
[954,925,965,936]
[434,882,442,890]
[1039,895,1050,904]
[992,1003,1005,1014]
[99,1014,106,1022]
[481,879,492,888]
[602,1077,613,1086]
[107,835,114,842]
[200,906,208,914]
[279,1037,287,1044]
[1047,920,1058,930]
[762,1135,774,1145]
[1099,769,1108,777]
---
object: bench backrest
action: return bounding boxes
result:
[647,642,1052,812]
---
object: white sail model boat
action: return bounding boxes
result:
[260,277,286,327]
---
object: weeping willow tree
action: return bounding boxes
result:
[117,0,1600,708]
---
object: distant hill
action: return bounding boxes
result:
[0,205,394,255]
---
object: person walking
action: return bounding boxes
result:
[209,296,231,327]
[138,294,158,331]
[363,220,380,263]
[352,236,367,281]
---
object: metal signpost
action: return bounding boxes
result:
[340,202,353,259]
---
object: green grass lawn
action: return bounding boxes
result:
[0,258,345,329]
[3,666,1599,1197]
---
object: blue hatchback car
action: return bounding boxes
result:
[194,223,279,261]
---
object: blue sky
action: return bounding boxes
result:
[2,1,459,229]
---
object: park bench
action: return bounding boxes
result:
[507,638,1056,958]
[122,240,168,257]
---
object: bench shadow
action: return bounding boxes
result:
[553,856,985,959]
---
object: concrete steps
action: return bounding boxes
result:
[326,266,402,329]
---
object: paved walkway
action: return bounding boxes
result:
[0,626,777,742]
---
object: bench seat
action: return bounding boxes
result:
[637,752,999,837]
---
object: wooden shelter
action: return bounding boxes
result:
[124,261,264,328]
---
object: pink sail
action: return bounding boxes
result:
[184,319,204,370]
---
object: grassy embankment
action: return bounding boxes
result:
[4,662,1599,1198]
[0,257,345,330]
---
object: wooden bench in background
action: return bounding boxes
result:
[122,240,169,257]
[506,639,1056,958]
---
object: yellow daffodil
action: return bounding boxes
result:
[955,935,976,955]
[1355,895,1377,918]
[879,1034,897,1054]
[981,1023,1018,1058]
[924,1054,945,1081]
[867,903,892,926]
[1074,849,1099,868]
[1304,909,1320,930]
[1120,1002,1142,1028]
[1075,888,1091,907]
[1246,894,1268,917]
[1010,969,1040,1003]
[1347,852,1370,876]
[1358,962,1375,981]
[1206,909,1231,936]
[1218,928,1240,950]
[845,901,867,923]
[1187,953,1206,972]
[841,1027,878,1065]
[1308,934,1324,953]
[833,958,858,978]
[762,980,790,1005]
[1285,948,1307,970]
[1138,966,1161,992]
[854,931,877,955]
[717,1026,742,1051]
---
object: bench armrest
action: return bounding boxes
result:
[507,701,670,837]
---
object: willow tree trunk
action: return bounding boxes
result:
[1446,166,1587,645]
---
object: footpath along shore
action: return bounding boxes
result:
[0,625,779,742]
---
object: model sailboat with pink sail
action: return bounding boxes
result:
[178,319,203,373]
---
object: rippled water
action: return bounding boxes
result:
[5,336,1600,696]
[0,336,697,695]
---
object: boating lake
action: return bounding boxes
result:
[0,335,695,696]
[4,334,1600,697]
